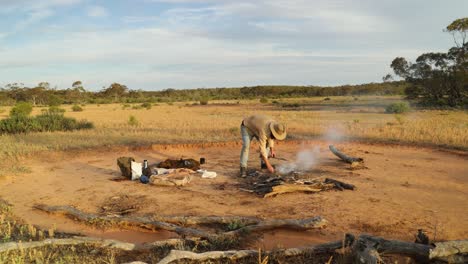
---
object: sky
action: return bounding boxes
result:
[0,0,466,91]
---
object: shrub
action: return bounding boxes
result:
[260,98,268,103]
[0,116,40,134]
[128,115,139,126]
[385,102,410,114]
[72,105,83,112]
[199,99,208,105]
[141,102,152,110]
[0,106,93,134]
[324,97,331,101]
[35,107,93,131]
[10,102,33,117]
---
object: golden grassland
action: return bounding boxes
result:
[0,96,467,175]
[0,96,467,263]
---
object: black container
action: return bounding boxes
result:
[200,157,206,164]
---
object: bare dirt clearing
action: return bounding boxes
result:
[1,141,467,250]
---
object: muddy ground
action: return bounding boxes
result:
[0,141,467,250]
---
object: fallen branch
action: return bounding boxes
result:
[329,145,363,165]
[430,240,468,261]
[353,234,432,263]
[34,204,326,241]
[157,240,345,264]
[324,178,355,191]
[0,236,136,253]
[264,184,323,198]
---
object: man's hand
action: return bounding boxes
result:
[267,164,275,173]
[269,148,276,158]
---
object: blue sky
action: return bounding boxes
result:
[0,0,466,91]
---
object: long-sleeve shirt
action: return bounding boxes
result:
[242,115,275,158]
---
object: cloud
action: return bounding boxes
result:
[15,9,54,31]
[86,5,109,18]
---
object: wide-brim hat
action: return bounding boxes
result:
[269,122,287,140]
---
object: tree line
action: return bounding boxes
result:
[0,81,406,106]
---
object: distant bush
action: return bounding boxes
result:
[199,99,209,105]
[141,102,152,110]
[72,105,83,112]
[10,102,33,117]
[385,102,411,114]
[35,109,93,131]
[260,98,268,103]
[128,115,139,126]
[323,97,331,101]
[282,103,300,108]
[272,100,280,104]
[0,106,93,134]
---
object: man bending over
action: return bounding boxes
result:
[240,115,287,177]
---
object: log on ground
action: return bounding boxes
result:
[329,145,363,164]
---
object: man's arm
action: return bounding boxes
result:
[261,153,275,173]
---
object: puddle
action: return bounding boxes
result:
[82,229,178,244]
[251,229,331,250]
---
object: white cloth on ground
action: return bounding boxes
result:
[197,169,217,179]
[131,161,142,181]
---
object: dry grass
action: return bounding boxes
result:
[0,96,467,176]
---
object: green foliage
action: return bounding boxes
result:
[199,98,209,105]
[259,98,268,103]
[128,115,139,126]
[385,102,411,114]
[10,102,33,117]
[47,94,62,106]
[141,102,152,110]
[282,102,300,108]
[390,18,467,107]
[0,116,41,134]
[225,220,246,231]
[0,106,93,134]
[72,105,83,112]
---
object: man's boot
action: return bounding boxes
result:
[240,167,247,178]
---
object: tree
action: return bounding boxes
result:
[101,83,128,102]
[446,17,467,47]
[389,18,468,107]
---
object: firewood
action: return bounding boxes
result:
[264,184,323,198]
[329,145,363,164]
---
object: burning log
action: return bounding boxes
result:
[324,178,355,191]
[251,177,355,197]
[329,145,363,166]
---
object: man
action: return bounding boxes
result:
[240,115,287,177]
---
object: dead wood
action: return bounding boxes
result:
[353,234,432,263]
[157,240,344,264]
[0,236,136,253]
[324,178,355,191]
[263,184,323,198]
[329,145,363,164]
[33,204,326,241]
[429,240,468,263]
[223,216,327,238]
[255,177,354,197]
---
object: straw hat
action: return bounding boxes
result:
[269,122,287,140]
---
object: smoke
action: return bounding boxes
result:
[324,126,345,143]
[278,146,320,174]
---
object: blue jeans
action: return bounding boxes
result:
[240,124,269,168]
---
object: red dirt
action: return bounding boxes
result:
[0,141,467,249]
